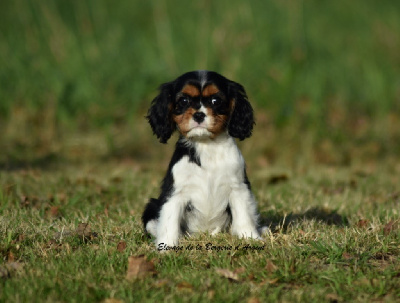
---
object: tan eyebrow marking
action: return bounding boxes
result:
[202,84,220,97]
[181,84,200,97]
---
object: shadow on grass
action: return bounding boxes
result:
[260,207,349,232]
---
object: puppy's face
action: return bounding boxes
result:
[172,77,233,140]
[147,71,254,143]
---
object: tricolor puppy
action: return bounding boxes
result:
[142,70,264,249]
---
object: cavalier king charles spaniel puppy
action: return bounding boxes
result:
[142,70,264,249]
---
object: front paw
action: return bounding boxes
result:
[233,228,261,240]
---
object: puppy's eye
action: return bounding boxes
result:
[179,97,190,105]
[211,97,221,105]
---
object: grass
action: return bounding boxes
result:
[1,0,400,301]
[1,0,400,120]
[1,0,400,167]
[1,116,400,302]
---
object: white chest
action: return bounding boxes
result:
[171,136,246,232]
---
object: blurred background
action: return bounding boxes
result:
[1,0,399,170]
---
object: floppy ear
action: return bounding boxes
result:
[228,81,255,140]
[146,82,176,143]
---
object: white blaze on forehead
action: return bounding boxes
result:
[198,70,208,88]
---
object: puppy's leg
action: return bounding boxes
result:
[229,184,261,239]
[142,198,161,237]
[156,195,185,248]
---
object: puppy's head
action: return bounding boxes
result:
[147,70,254,143]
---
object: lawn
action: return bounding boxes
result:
[1,116,399,302]
[1,0,400,302]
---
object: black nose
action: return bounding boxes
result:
[193,112,206,123]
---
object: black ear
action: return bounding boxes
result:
[146,82,176,143]
[228,81,254,140]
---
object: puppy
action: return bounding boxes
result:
[142,70,263,249]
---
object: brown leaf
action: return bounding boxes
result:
[76,223,97,241]
[356,219,370,228]
[46,206,60,218]
[265,260,278,273]
[126,256,156,281]
[103,299,124,303]
[76,223,92,237]
[117,241,127,253]
[383,220,399,236]
[215,268,239,281]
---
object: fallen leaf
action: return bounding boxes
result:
[356,219,370,228]
[103,299,124,303]
[117,241,127,253]
[215,268,239,282]
[126,256,156,281]
[76,223,92,237]
[383,220,399,236]
[76,223,97,241]
[46,206,60,218]
[265,260,278,273]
